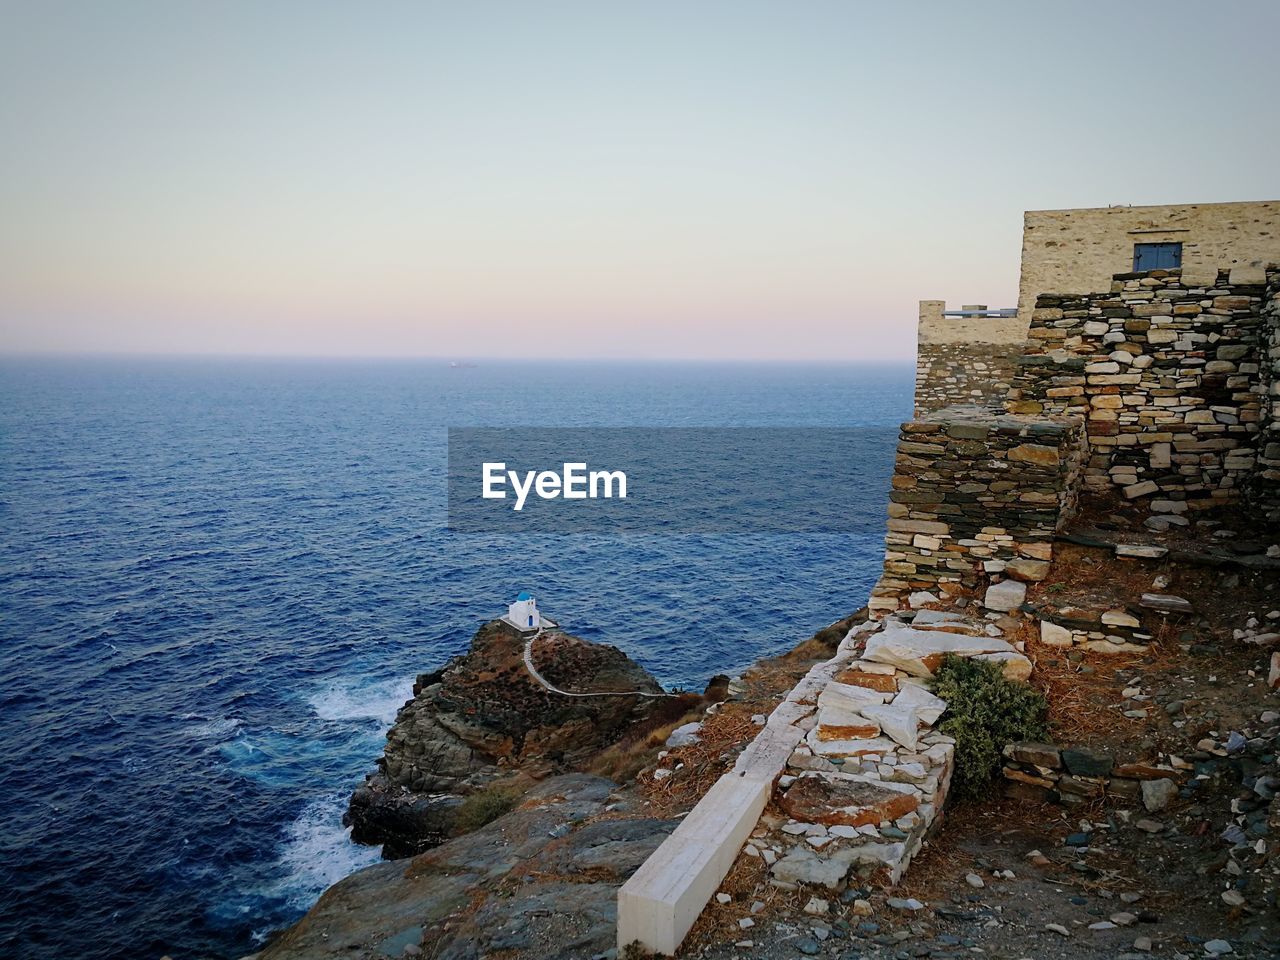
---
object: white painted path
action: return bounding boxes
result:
[521,628,678,699]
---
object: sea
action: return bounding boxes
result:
[0,356,912,960]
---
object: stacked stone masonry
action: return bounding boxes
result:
[915,343,1018,416]
[868,406,1085,613]
[1001,741,1183,809]
[1008,266,1280,515]
[1257,277,1280,521]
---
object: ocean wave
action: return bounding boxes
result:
[307,676,414,727]
[262,793,383,913]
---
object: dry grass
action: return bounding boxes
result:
[584,704,704,783]
[679,815,810,953]
[636,707,764,818]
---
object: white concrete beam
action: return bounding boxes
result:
[617,772,771,956]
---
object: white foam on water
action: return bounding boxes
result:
[308,675,414,727]
[187,716,245,740]
[266,793,383,912]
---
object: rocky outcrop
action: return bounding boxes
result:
[260,775,677,960]
[346,620,666,857]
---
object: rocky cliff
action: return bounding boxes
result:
[346,619,670,857]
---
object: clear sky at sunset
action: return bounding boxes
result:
[2,0,1277,362]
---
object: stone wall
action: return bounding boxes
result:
[1255,278,1280,521]
[1001,741,1182,809]
[916,342,1018,415]
[1007,267,1276,514]
[868,406,1086,613]
[915,300,1022,416]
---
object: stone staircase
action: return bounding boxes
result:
[617,609,1036,955]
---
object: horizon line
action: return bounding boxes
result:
[0,349,917,366]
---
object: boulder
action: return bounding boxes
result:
[973,651,1034,682]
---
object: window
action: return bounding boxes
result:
[1133,242,1182,271]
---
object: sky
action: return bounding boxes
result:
[1,1,1277,363]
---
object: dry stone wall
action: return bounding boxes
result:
[868,406,1086,613]
[1001,741,1183,809]
[915,343,1018,416]
[1255,278,1280,521]
[1007,267,1277,516]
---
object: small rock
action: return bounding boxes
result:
[716,893,732,904]
[887,897,924,912]
[1220,890,1245,907]
[984,580,1027,612]
[1134,936,1153,952]
[1135,819,1164,833]
[665,722,702,748]
[1141,593,1193,614]
[1046,923,1070,937]
[1204,940,1232,955]
[738,917,755,930]
[1142,778,1178,813]
[804,896,829,916]
[965,873,985,889]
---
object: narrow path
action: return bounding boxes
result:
[522,628,678,698]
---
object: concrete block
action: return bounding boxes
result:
[617,773,772,956]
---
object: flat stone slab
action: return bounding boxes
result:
[779,772,920,828]
[1116,543,1169,559]
[815,705,880,741]
[833,667,899,693]
[805,730,899,759]
[1140,593,1193,613]
[818,681,890,711]
[910,609,986,636]
[862,624,1024,678]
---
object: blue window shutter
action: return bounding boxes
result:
[1134,242,1183,271]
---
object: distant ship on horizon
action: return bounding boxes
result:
[449,360,478,369]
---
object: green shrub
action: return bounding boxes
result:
[452,784,521,834]
[932,654,1048,800]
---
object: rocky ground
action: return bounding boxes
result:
[675,505,1280,960]
[344,619,691,857]
[253,510,1278,960]
[256,774,675,960]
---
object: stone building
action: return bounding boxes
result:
[916,200,1280,416]
[885,199,1280,612]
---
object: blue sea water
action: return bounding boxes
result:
[0,357,912,960]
